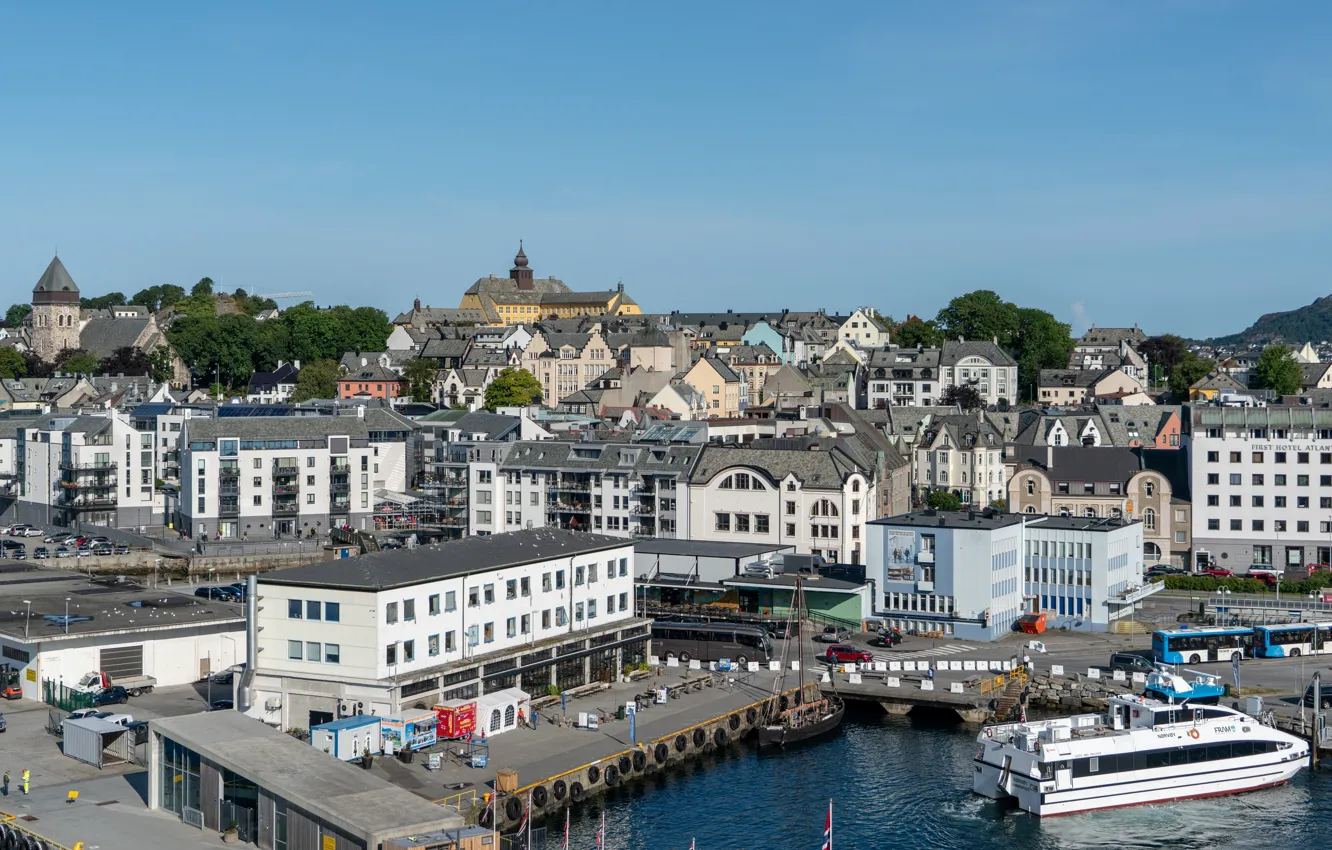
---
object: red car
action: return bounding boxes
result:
[823,644,872,664]
[1200,568,1233,578]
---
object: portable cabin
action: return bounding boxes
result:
[473,687,530,738]
[310,714,383,761]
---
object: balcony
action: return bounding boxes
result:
[631,484,655,496]
[273,464,299,476]
[550,482,592,493]
[548,503,592,514]
[60,461,117,472]
[330,481,350,494]
[330,501,351,514]
[64,496,117,510]
[219,467,240,479]
[61,477,118,489]
[220,501,240,517]
[273,484,301,496]
[916,551,935,565]
[630,504,655,515]
[273,499,300,516]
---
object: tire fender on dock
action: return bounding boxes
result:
[532,785,549,807]
[553,779,567,801]
[633,749,648,771]
[505,796,522,822]
[745,707,757,723]
[653,743,669,764]
[675,734,687,752]
[587,765,601,785]
[618,755,632,775]
[728,713,740,731]
[692,728,706,748]
[570,782,585,803]
[714,728,729,747]
[604,764,619,786]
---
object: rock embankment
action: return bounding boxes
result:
[1024,674,1131,712]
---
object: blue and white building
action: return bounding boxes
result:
[866,510,1148,640]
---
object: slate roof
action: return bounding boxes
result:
[248,362,300,392]
[78,317,150,360]
[867,347,941,375]
[1,377,85,403]
[450,411,521,440]
[940,340,1017,367]
[261,528,628,590]
[1190,370,1247,391]
[1078,326,1148,347]
[501,440,703,474]
[919,414,1004,450]
[1039,369,1109,389]
[464,276,570,297]
[32,255,79,295]
[339,363,401,384]
[689,443,870,487]
[185,416,374,441]
[1301,362,1332,387]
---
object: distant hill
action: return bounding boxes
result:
[1211,295,1332,345]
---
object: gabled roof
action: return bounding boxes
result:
[688,442,871,488]
[338,363,400,383]
[1190,370,1247,391]
[940,340,1016,367]
[78,317,151,360]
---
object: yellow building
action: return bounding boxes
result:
[459,245,641,326]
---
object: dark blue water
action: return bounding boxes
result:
[555,705,1332,849]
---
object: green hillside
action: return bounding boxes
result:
[1212,295,1332,345]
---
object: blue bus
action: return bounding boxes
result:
[1254,623,1332,658]
[1152,627,1253,664]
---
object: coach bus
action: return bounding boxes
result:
[1151,626,1253,664]
[1253,622,1332,658]
[650,621,773,666]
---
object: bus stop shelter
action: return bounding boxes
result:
[63,717,132,768]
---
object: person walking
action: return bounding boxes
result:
[2,769,9,796]
[21,768,30,795]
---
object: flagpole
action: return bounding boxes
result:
[526,789,532,850]
[562,807,569,850]
[829,798,834,850]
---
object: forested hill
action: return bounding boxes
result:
[1211,295,1332,345]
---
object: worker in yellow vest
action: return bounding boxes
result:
[21,768,30,795]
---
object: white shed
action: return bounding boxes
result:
[63,717,132,768]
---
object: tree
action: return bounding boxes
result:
[21,352,50,378]
[290,359,340,402]
[129,284,186,312]
[148,346,176,384]
[894,316,943,349]
[1168,351,1214,399]
[1254,344,1303,395]
[402,357,438,403]
[925,490,962,511]
[935,290,1018,346]
[1012,307,1074,402]
[483,367,542,411]
[98,346,151,376]
[940,383,983,410]
[191,277,215,297]
[0,347,26,380]
[81,292,127,310]
[1138,335,1188,386]
[57,350,101,375]
[4,304,31,328]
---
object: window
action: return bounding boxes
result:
[1276,520,1288,532]
[575,566,586,586]
[306,600,321,621]
[786,500,796,515]
[588,599,598,619]
[253,495,263,506]
[521,614,531,634]
[1299,475,1311,486]
[619,592,629,611]
[542,610,551,629]
[1253,474,1264,486]
[1207,474,1219,485]
[1143,509,1156,531]
[288,599,302,619]
[506,579,517,600]
[786,523,796,536]
[1276,474,1287,486]
[483,623,494,643]
[1207,495,1219,506]
[1230,495,1242,507]
[1236,452,1248,463]
[736,513,750,532]
[506,618,517,638]
[428,634,440,656]
[575,602,584,621]
[1300,452,1310,464]
[1299,521,1310,533]
[325,602,339,622]
[1276,452,1287,464]
[1229,474,1242,486]
[619,558,628,577]
[521,577,531,596]
[556,569,566,589]
[542,573,552,592]
[484,584,495,604]
[1208,519,1220,530]
[403,640,415,662]
[716,512,731,531]
[386,602,398,624]
[429,594,440,615]
[1253,520,1265,532]
[1276,496,1287,508]
[445,632,456,652]
[324,643,340,664]
[468,588,479,607]
[1230,519,1242,531]
[306,642,321,662]
[287,640,302,660]
[756,514,770,534]
[1207,451,1219,462]
[386,644,397,665]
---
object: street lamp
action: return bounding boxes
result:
[64,597,70,635]
[22,600,31,638]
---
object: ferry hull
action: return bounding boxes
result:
[974,754,1307,816]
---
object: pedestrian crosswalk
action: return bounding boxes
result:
[872,643,976,662]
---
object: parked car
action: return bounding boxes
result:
[88,536,110,545]
[0,712,6,733]
[44,532,72,544]
[815,625,852,644]
[1200,568,1233,578]
[870,628,904,648]
[91,544,113,556]
[1,540,24,551]
[20,527,43,538]
[823,644,873,664]
[113,544,130,555]
[54,547,72,559]
[210,699,235,711]
[99,712,134,726]
[226,582,249,601]
[1144,567,1171,579]
[5,525,29,535]
[91,686,129,707]
[194,586,240,602]
[32,547,48,560]
[10,549,26,561]
[1108,652,1156,675]
[209,671,234,685]
[76,546,91,558]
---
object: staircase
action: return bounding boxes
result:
[995,676,1027,721]
[1112,619,1152,635]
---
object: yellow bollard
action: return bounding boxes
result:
[67,790,79,804]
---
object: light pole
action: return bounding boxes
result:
[64,597,70,635]
[22,600,31,638]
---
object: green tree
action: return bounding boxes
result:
[483,367,542,411]
[1138,335,1188,386]
[290,359,340,402]
[191,277,214,297]
[130,284,186,312]
[148,345,176,384]
[98,346,151,375]
[58,351,101,375]
[1012,307,1074,401]
[1254,344,1303,395]
[1168,351,1215,399]
[4,304,31,327]
[173,292,217,320]
[402,357,438,403]
[935,290,1018,346]
[0,347,26,380]
[925,490,962,511]
[940,383,983,410]
[894,317,944,349]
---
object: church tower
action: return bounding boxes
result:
[30,255,81,363]
[510,241,534,290]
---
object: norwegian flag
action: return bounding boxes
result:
[514,792,530,842]
[561,808,570,850]
[821,799,833,850]
[596,812,605,849]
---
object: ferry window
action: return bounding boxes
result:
[1207,744,1231,761]
[1146,750,1170,769]
[1088,757,1099,774]
[1188,746,1209,764]
[1231,741,1254,757]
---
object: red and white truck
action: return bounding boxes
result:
[72,670,157,697]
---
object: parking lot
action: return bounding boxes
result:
[0,522,138,563]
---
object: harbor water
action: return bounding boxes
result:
[558,705,1332,849]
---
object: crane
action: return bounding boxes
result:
[257,291,314,302]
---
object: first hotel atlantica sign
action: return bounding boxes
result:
[1250,444,1328,452]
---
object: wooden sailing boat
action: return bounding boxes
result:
[757,575,846,748]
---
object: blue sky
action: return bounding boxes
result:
[2,1,1329,338]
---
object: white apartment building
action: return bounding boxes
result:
[865,347,942,409]
[245,528,646,730]
[687,442,878,564]
[913,413,1007,507]
[1189,407,1332,570]
[938,340,1018,408]
[16,411,160,528]
[837,308,891,350]
[472,438,703,539]
[179,409,416,539]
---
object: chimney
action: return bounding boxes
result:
[294,360,301,371]
[1046,444,1053,469]
[356,405,365,419]
[992,335,997,345]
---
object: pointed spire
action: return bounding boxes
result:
[513,240,529,268]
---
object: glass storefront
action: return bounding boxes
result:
[159,736,201,817]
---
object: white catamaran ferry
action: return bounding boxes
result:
[974,693,1308,816]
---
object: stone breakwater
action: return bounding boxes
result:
[1023,674,1132,713]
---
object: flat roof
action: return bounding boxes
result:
[151,712,460,841]
[720,574,865,592]
[0,569,244,643]
[633,539,795,559]
[870,511,1136,534]
[260,527,631,591]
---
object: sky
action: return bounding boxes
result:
[1,1,1329,338]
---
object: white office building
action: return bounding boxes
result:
[1188,407,1332,570]
[244,528,648,730]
